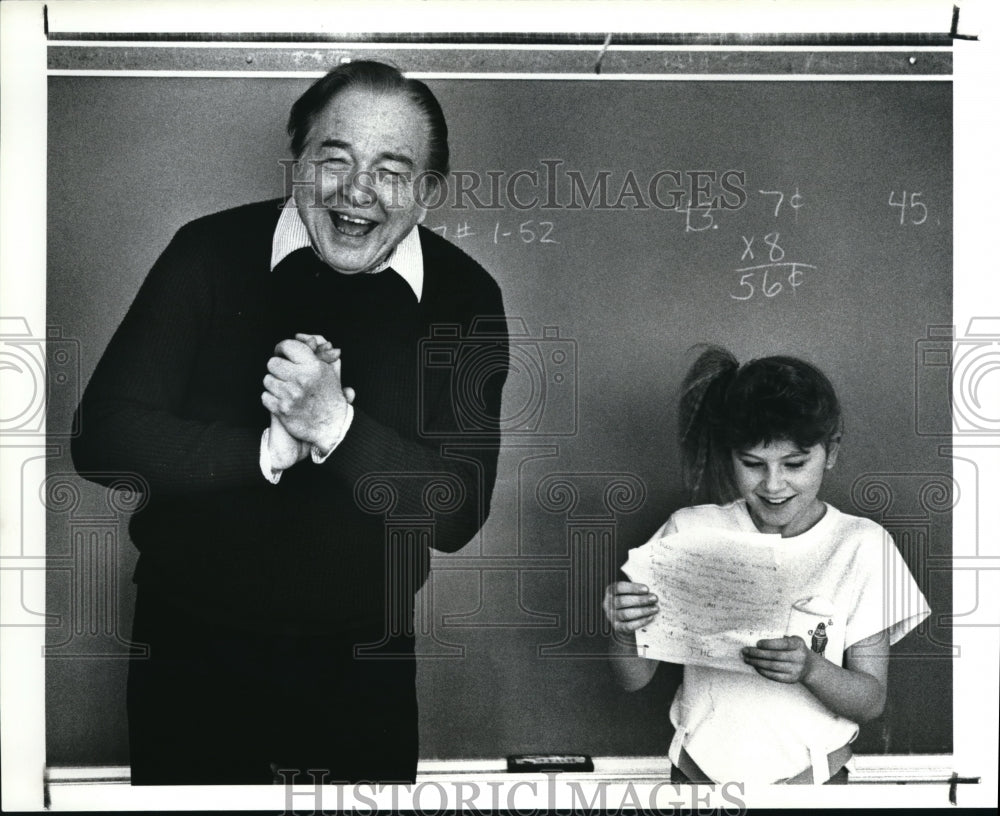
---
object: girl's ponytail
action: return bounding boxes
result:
[678,345,739,503]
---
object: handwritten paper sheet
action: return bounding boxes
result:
[622,528,788,673]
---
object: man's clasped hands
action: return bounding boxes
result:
[261,333,356,470]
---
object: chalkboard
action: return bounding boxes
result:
[46,74,952,766]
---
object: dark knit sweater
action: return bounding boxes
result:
[72,199,508,632]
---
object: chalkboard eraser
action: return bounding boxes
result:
[507,754,594,773]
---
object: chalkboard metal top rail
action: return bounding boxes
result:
[47,31,958,45]
[47,42,953,76]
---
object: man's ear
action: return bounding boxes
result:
[825,435,842,469]
[291,156,309,183]
[414,172,443,225]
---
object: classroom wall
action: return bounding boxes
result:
[46,74,952,765]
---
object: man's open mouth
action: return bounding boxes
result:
[330,212,378,238]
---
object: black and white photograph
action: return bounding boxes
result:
[1,0,998,811]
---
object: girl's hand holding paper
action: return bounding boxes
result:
[603,581,659,634]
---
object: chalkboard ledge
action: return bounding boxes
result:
[46,754,954,796]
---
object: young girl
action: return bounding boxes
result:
[604,346,930,784]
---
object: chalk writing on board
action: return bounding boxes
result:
[889,191,928,226]
[428,220,559,245]
[731,262,815,301]
[494,220,559,245]
[684,206,720,233]
[732,231,815,301]
[740,232,787,263]
[758,187,804,220]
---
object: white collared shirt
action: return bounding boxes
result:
[260,198,425,482]
[270,198,424,300]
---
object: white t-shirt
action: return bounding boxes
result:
[656,500,930,783]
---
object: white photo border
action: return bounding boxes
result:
[2,0,997,811]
